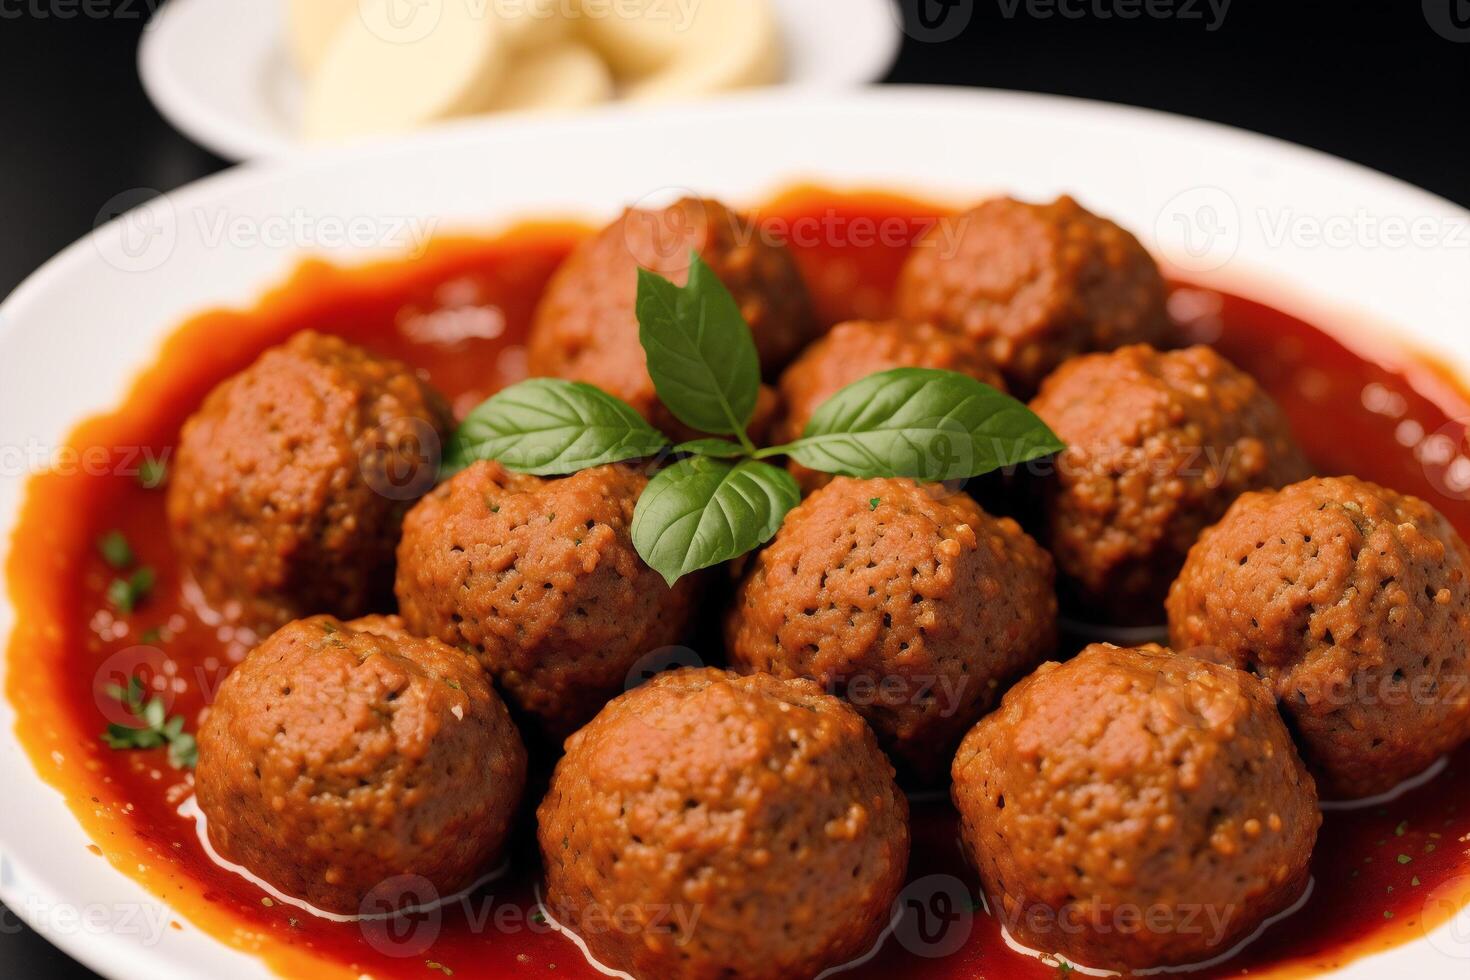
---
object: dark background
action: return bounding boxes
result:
[0,0,1465,975]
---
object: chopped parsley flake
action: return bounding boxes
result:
[97,530,134,569]
[100,675,197,769]
[869,498,881,510]
[137,458,168,489]
[107,566,156,614]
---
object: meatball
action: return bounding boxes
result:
[952,644,1319,972]
[167,331,453,635]
[1030,344,1310,625]
[538,668,908,980]
[895,195,1173,396]
[195,614,527,915]
[395,461,698,736]
[1168,476,1470,798]
[726,477,1056,780]
[775,319,1008,493]
[527,197,816,437]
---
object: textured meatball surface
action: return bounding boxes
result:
[952,644,1319,972]
[196,615,527,914]
[167,331,453,635]
[538,668,909,980]
[527,197,816,437]
[1030,344,1310,625]
[896,196,1172,395]
[775,319,1008,493]
[1168,476,1470,798]
[726,477,1056,780]
[395,461,698,735]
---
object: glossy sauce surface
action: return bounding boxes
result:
[7,189,1470,979]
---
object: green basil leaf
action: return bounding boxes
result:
[444,379,668,477]
[632,457,799,586]
[102,724,141,749]
[168,732,198,770]
[143,697,166,730]
[672,438,747,459]
[132,729,165,750]
[786,368,1065,481]
[636,253,760,439]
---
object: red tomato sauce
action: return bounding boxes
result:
[7,188,1470,979]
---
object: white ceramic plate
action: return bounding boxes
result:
[3,87,1470,980]
[136,0,905,160]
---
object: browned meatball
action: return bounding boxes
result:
[395,461,698,736]
[527,197,816,438]
[1030,344,1310,625]
[167,331,453,636]
[538,668,908,980]
[952,644,1319,972]
[775,319,1008,493]
[726,477,1056,780]
[195,614,527,915]
[1168,476,1470,799]
[895,195,1173,396]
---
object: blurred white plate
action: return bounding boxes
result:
[137,0,904,160]
[3,87,1469,979]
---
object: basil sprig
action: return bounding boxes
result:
[443,250,1064,585]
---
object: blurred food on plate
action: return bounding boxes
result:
[293,0,783,142]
